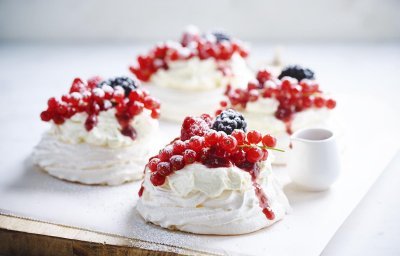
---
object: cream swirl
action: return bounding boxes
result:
[52,109,158,148]
[150,53,253,91]
[136,161,290,235]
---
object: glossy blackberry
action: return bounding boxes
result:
[212,109,247,135]
[211,32,231,42]
[98,76,138,96]
[278,65,315,81]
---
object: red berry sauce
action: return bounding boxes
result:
[140,114,281,221]
[220,69,337,135]
[129,28,249,82]
[40,77,161,140]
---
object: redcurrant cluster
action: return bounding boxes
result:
[40,77,161,140]
[129,29,249,82]
[147,114,280,186]
[220,69,336,123]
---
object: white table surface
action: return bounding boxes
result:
[0,43,399,255]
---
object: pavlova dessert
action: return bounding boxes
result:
[218,65,337,164]
[33,76,160,185]
[137,110,289,235]
[130,26,253,122]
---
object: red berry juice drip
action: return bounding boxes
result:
[239,162,275,220]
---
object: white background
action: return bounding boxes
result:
[0,0,399,42]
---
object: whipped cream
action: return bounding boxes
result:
[52,109,158,148]
[33,109,159,185]
[137,161,290,235]
[150,53,253,91]
[243,97,332,164]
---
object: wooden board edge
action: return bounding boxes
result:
[0,214,213,256]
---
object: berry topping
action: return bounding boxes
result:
[142,113,283,220]
[98,76,138,97]
[40,76,161,140]
[278,65,315,81]
[130,26,249,82]
[220,69,336,135]
[211,109,247,135]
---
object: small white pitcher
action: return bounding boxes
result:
[288,128,340,191]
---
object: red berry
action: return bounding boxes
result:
[69,78,85,93]
[248,89,259,102]
[281,79,292,92]
[57,104,68,115]
[314,97,325,108]
[61,94,71,103]
[219,100,228,107]
[220,135,238,152]
[170,155,185,171]
[172,140,187,154]
[156,162,173,176]
[129,101,144,116]
[247,130,262,144]
[326,99,336,109]
[231,150,246,165]
[303,96,312,108]
[150,172,166,186]
[261,149,269,161]
[87,76,102,89]
[183,149,197,164]
[159,146,173,161]
[262,134,277,147]
[40,111,52,121]
[53,115,65,125]
[47,97,58,109]
[231,130,246,145]
[188,136,204,152]
[180,116,210,141]
[257,69,271,84]
[204,130,219,146]
[275,106,292,121]
[197,147,210,162]
[129,90,144,102]
[144,96,160,110]
[148,158,160,172]
[151,109,160,119]
[246,147,263,163]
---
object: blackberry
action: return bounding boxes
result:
[278,65,315,81]
[211,32,231,42]
[98,76,138,96]
[212,109,247,135]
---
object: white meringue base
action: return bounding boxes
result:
[33,133,155,185]
[137,162,290,235]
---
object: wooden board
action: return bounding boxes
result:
[0,214,211,256]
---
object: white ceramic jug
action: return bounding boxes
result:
[288,128,340,191]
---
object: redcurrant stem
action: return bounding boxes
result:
[239,144,285,152]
